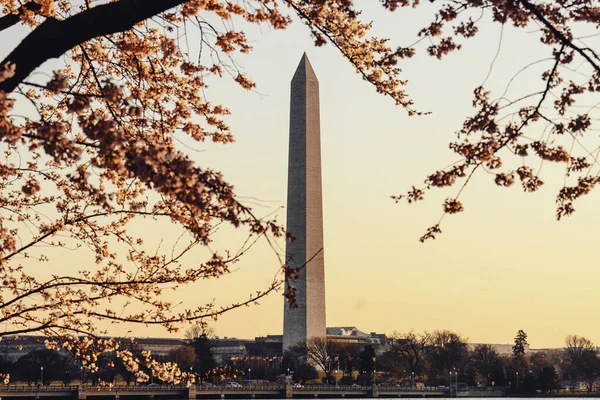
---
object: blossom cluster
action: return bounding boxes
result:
[390,0,600,240]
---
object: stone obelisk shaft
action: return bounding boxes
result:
[283,54,326,350]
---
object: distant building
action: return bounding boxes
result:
[247,336,283,357]
[327,327,387,346]
[0,336,46,362]
[256,335,283,343]
[135,337,185,358]
[467,343,530,355]
[0,336,188,362]
[251,327,386,355]
[211,338,252,364]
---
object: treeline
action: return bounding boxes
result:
[378,330,600,393]
[376,329,557,392]
[284,330,598,393]
[0,332,218,385]
[3,329,600,392]
[243,330,600,392]
[0,340,145,385]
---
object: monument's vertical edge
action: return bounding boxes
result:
[283,54,326,350]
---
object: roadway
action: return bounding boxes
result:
[0,384,452,399]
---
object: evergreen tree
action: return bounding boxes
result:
[359,345,376,375]
[190,334,216,379]
[512,330,528,356]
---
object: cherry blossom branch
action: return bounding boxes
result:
[0,0,188,93]
[0,2,41,32]
[282,0,416,113]
[0,274,282,336]
[2,209,174,262]
[518,0,600,73]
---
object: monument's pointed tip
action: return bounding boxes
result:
[295,52,310,70]
[293,52,318,82]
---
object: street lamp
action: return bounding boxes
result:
[456,370,459,388]
[40,366,44,385]
[411,372,415,388]
[516,371,519,387]
[248,368,251,384]
[372,357,376,382]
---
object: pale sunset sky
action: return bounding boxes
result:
[3,1,600,349]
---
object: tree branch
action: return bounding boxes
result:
[519,0,600,73]
[0,0,188,94]
[0,2,41,33]
[1,209,173,262]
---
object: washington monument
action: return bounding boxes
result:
[283,54,326,350]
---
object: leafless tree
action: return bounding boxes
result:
[185,324,216,341]
[304,337,338,383]
[563,335,600,392]
[389,331,432,379]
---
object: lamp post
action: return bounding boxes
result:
[411,371,414,388]
[248,368,251,384]
[516,371,519,388]
[455,370,459,389]
[40,366,44,386]
[80,366,84,385]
